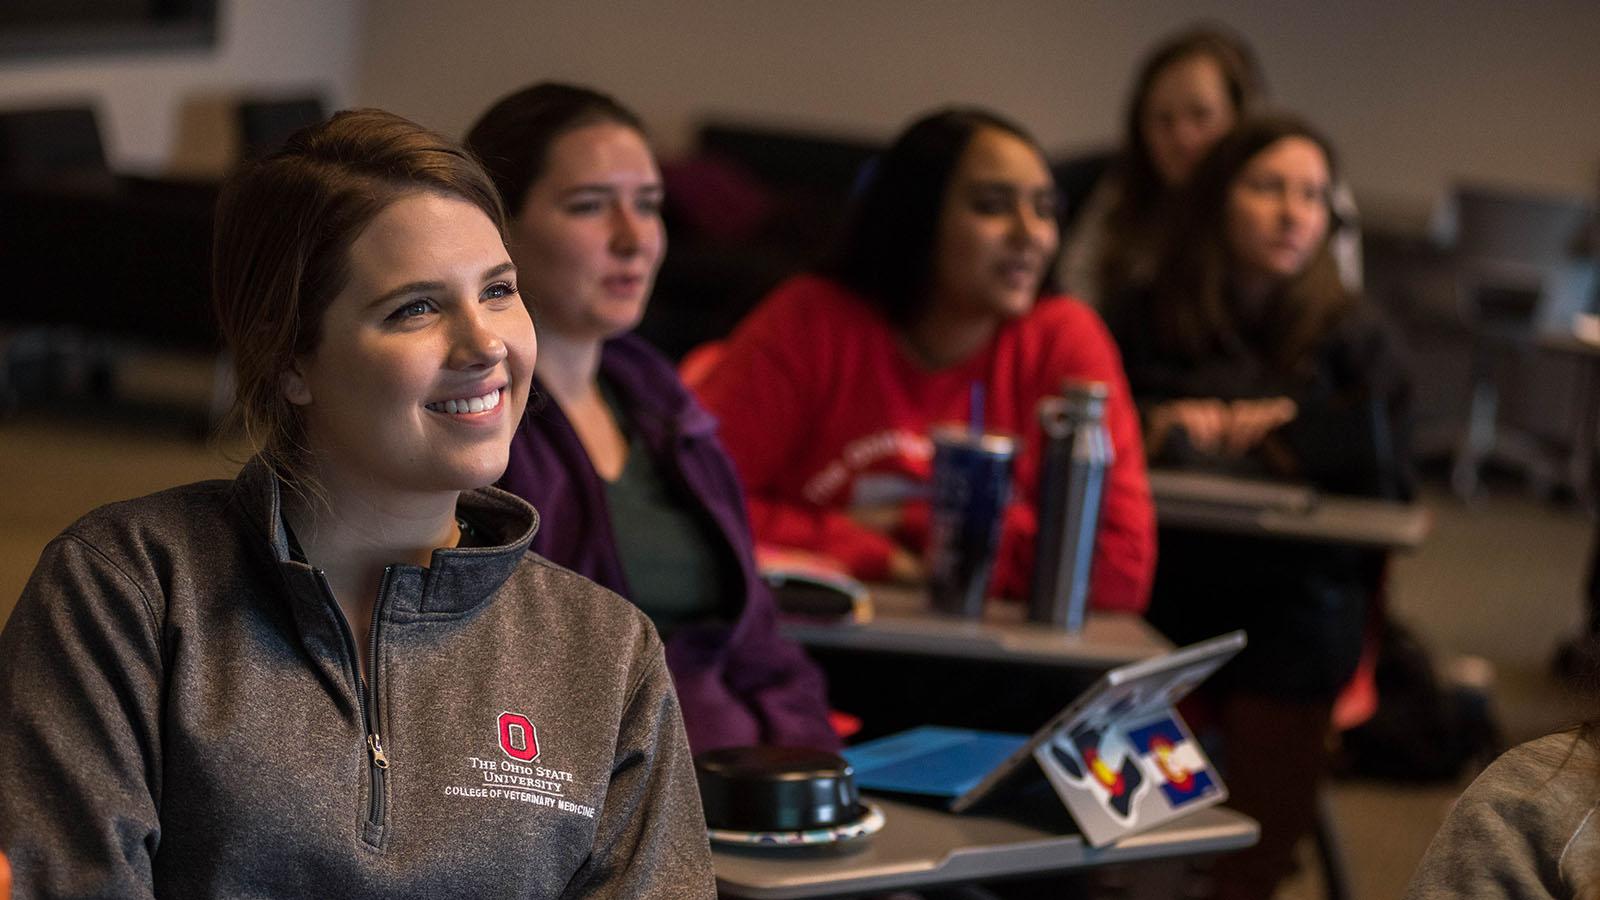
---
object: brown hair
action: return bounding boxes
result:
[1097,24,1266,301]
[212,107,507,486]
[464,82,645,220]
[1145,114,1352,373]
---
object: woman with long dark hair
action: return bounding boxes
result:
[1108,113,1411,900]
[1061,25,1266,306]
[694,105,1155,614]
[1063,24,1361,307]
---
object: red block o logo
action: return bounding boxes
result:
[498,711,539,762]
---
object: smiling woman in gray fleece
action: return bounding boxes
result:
[0,109,715,899]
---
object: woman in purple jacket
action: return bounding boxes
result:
[465,83,837,754]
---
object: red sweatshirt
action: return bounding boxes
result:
[694,275,1155,613]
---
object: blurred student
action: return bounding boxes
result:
[1407,726,1600,898]
[1106,114,1411,900]
[693,106,1155,613]
[0,109,713,897]
[465,83,838,754]
[1061,24,1360,306]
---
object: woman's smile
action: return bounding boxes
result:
[424,385,505,417]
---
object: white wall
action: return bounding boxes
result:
[357,0,1600,225]
[0,0,366,176]
[6,1,1592,221]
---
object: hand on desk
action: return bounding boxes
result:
[1149,397,1297,459]
[849,502,905,534]
[847,504,927,584]
[886,546,926,585]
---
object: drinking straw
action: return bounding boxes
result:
[969,381,984,436]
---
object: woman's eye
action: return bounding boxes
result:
[564,200,604,215]
[1245,176,1283,195]
[971,194,1011,216]
[636,196,664,217]
[387,299,435,322]
[484,282,520,302]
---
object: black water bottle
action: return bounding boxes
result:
[1028,381,1114,631]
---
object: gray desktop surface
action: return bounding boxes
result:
[779,583,1170,668]
[713,799,1258,899]
[1148,469,1432,550]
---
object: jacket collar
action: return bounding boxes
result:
[594,333,720,444]
[231,456,539,618]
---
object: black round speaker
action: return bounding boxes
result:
[695,746,864,833]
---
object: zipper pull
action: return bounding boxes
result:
[368,733,390,769]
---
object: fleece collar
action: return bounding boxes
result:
[232,456,539,618]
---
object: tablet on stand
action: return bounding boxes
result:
[844,631,1246,847]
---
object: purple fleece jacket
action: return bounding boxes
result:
[500,333,839,754]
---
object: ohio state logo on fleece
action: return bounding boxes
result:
[442,710,592,818]
[498,710,539,762]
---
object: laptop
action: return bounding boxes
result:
[842,631,1245,847]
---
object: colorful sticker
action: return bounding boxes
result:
[1126,717,1216,808]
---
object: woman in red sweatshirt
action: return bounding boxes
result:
[694,107,1155,615]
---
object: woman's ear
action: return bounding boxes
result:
[281,366,313,406]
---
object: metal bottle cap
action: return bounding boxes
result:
[1060,380,1109,422]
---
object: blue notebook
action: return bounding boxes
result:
[843,726,1028,797]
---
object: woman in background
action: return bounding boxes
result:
[1062,24,1360,307]
[694,105,1155,614]
[1060,25,1265,306]
[0,109,712,897]
[465,83,838,754]
[1107,114,1411,900]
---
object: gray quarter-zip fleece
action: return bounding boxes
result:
[0,458,715,899]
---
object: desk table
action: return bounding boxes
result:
[781,583,1169,669]
[713,799,1258,899]
[1148,469,1433,551]
[781,585,1169,738]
